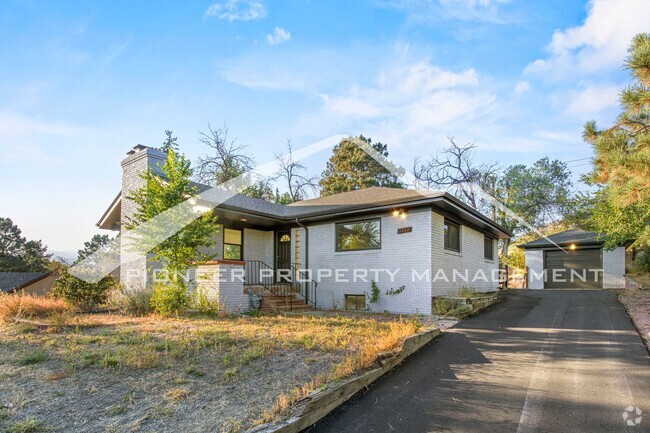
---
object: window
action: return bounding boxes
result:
[345,294,366,310]
[224,228,242,260]
[444,219,461,252]
[336,219,381,251]
[484,236,494,260]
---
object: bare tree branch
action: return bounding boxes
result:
[412,137,501,210]
[195,123,255,186]
[274,140,319,202]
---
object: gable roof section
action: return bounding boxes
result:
[0,272,52,294]
[98,186,512,238]
[518,228,604,249]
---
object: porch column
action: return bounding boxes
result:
[196,260,248,312]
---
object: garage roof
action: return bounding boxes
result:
[518,228,604,249]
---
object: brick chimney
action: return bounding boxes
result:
[120,145,167,291]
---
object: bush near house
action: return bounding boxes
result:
[52,266,115,310]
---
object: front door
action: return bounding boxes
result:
[275,231,292,282]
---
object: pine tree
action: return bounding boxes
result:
[319,135,404,196]
[583,33,650,247]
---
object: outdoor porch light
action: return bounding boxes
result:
[569,243,576,250]
[393,209,407,219]
[392,209,400,217]
[240,218,248,222]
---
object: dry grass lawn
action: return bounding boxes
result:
[0,297,425,433]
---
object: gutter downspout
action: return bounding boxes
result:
[295,217,312,305]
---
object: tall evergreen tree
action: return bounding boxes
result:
[319,135,404,196]
[0,217,51,272]
[583,33,650,247]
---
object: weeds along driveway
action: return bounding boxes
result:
[0,312,420,433]
[307,290,650,433]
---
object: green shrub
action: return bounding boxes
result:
[108,286,153,316]
[52,266,115,310]
[432,297,454,316]
[150,282,188,315]
[188,288,220,316]
[634,247,650,273]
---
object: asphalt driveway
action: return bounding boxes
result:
[306,290,650,433]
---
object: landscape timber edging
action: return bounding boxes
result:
[247,327,441,433]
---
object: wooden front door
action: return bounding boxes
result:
[275,231,292,282]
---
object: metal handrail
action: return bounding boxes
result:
[290,263,318,308]
[243,260,318,310]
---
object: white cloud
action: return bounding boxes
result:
[206,0,267,21]
[266,27,292,46]
[564,84,620,116]
[526,0,650,79]
[309,60,496,149]
[0,111,86,139]
[380,0,512,23]
[513,80,531,95]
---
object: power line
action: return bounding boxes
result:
[564,157,592,163]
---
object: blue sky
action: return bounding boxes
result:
[0,0,648,254]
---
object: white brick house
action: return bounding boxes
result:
[98,145,512,315]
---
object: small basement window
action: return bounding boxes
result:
[484,236,494,260]
[444,219,461,252]
[336,219,381,251]
[345,294,366,310]
[224,228,243,260]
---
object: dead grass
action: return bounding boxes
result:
[0,310,429,432]
[165,388,190,402]
[628,272,650,289]
[0,294,73,321]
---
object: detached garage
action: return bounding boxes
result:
[519,228,630,289]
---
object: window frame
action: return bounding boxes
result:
[335,218,382,252]
[223,228,243,261]
[484,235,494,261]
[443,218,461,253]
[345,294,367,310]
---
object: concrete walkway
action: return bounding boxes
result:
[306,290,650,433]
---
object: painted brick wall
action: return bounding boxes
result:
[430,211,500,296]
[196,262,248,312]
[119,147,166,291]
[603,247,626,288]
[525,249,544,289]
[306,208,433,314]
[243,228,273,264]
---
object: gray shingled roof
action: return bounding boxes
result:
[99,185,511,237]
[0,272,50,293]
[203,187,445,219]
[518,228,603,249]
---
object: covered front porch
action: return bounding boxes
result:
[197,210,317,312]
